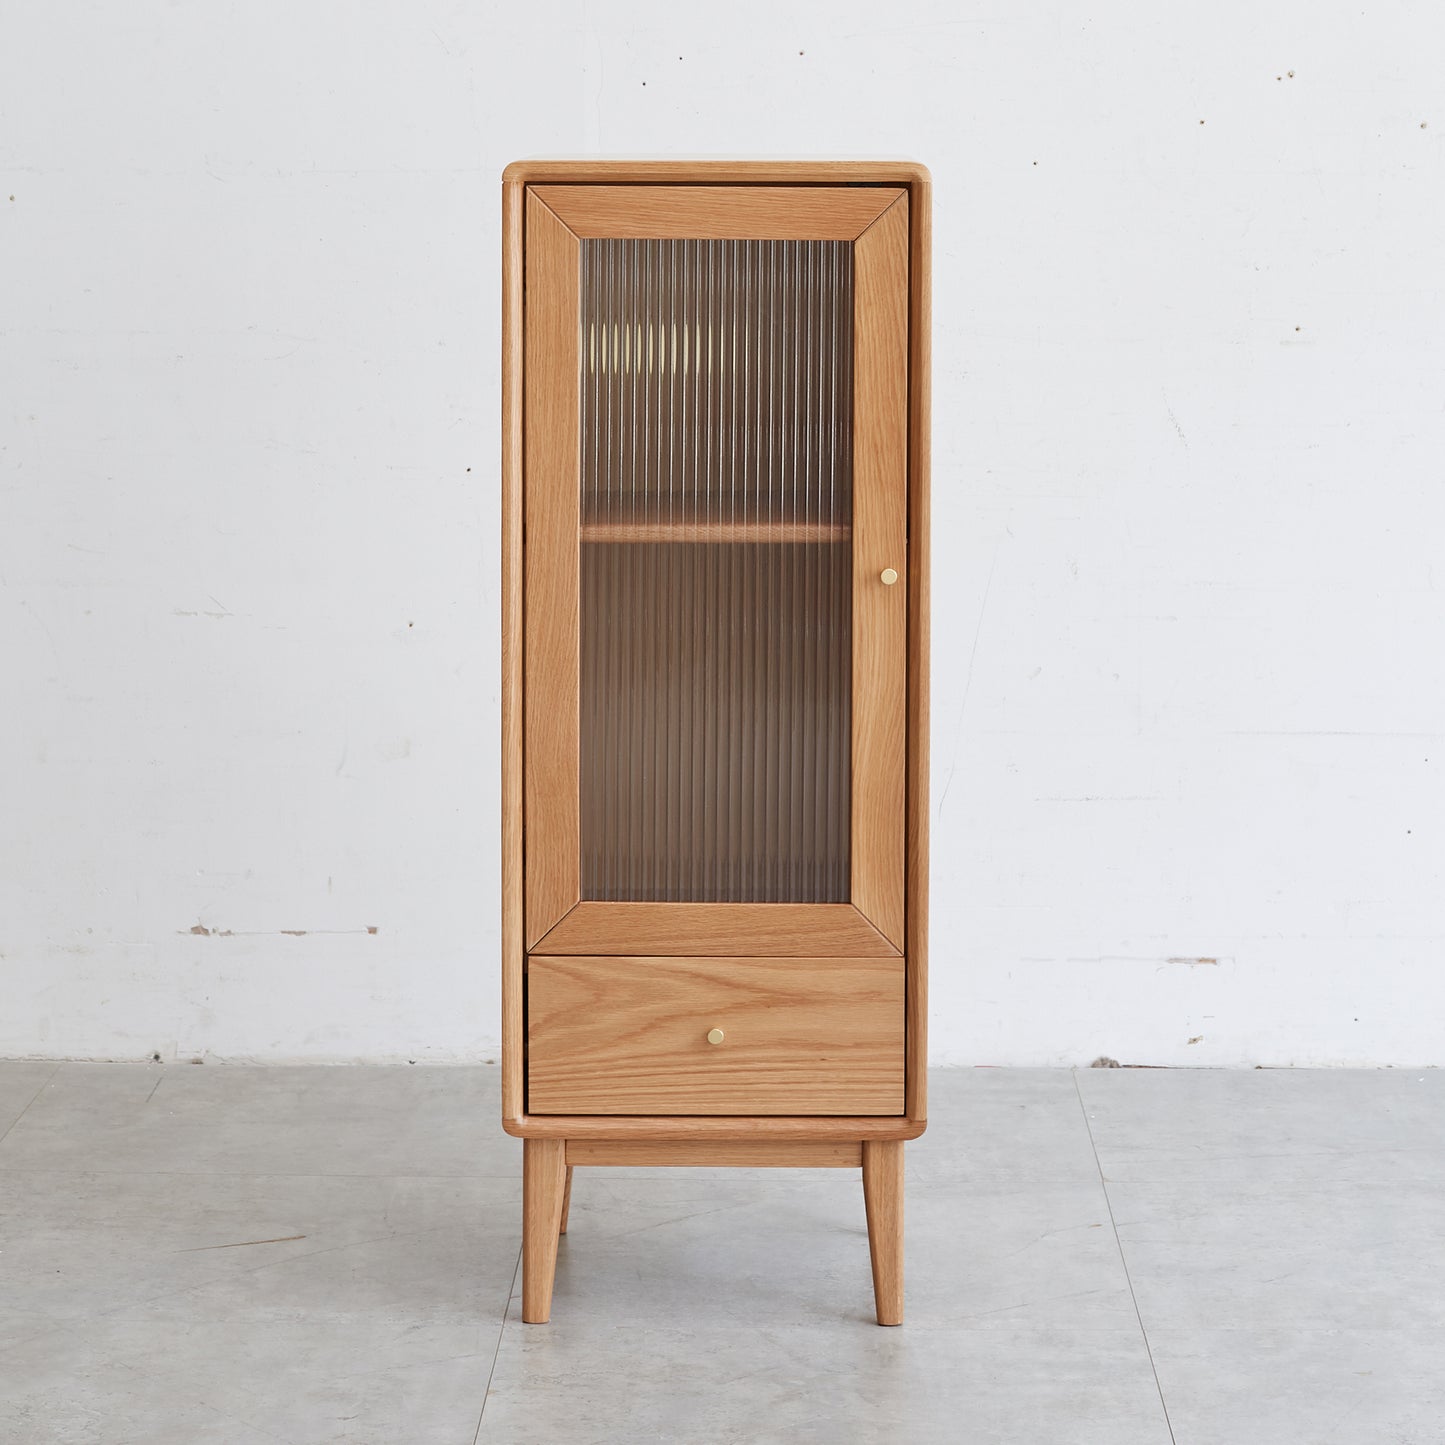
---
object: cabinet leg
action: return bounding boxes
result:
[522,1139,567,1323]
[861,1140,904,1326]
[558,1165,574,1235]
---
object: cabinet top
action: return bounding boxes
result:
[502,157,930,188]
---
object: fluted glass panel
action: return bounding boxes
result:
[579,239,852,903]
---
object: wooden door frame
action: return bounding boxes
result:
[502,160,930,1135]
[520,181,908,957]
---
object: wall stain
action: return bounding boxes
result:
[183,923,380,938]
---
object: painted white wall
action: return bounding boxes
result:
[2,2,1441,1066]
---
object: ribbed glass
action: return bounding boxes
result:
[578,239,853,903]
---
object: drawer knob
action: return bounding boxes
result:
[880,567,899,586]
[706,1028,725,1045]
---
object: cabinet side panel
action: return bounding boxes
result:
[906,178,931,1125]
[851,196,910,951]
[502,178,524,1122]
[523,195,582,947]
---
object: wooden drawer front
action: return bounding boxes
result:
[527,956,904,1116]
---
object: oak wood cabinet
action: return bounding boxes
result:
[501,159,930,1325]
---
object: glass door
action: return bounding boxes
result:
[524,186,907,956]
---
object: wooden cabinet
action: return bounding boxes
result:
[501,159,930,1325]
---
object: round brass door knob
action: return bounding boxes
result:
[880,568,899,585]
[706,1028,725,1045]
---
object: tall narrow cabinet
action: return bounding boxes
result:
[501,160,930,1325]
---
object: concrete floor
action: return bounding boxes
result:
[0,1065,1441,1444]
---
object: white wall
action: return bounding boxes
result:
[2,2,1442,1066]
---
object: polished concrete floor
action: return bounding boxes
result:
[0,1063,1441,1444]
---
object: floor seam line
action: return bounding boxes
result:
[472,1244,521,1444]
[0,1062,62,1152]
[1073,1068,1178,1445]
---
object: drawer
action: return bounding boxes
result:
[526,955,904,1116]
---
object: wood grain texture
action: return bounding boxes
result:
[565,1140,862,1168]
[532,901,900,957]
[558,1165,573,1235]
[850,195,910,951]
[502,178,525,1124]
[523,194,582,948]
[527,955,904,1116]
[862,1139,904,1325]
[505,159,931,187]
[522,1138,567,1322]
[506,1113,925,1141]
[532,185,903,240]
[905,176,932,1128]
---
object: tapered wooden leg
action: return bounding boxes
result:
[522,1139,567,1323]
[558,1165,574,1235]
[861,1140,904,1325]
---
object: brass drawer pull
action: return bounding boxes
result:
[706,1028,725,1045]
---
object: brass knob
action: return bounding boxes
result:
[706,1028,725,1045]
[880,568,899,586]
